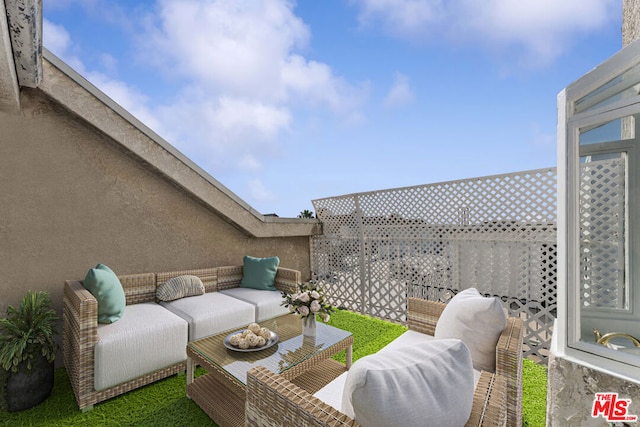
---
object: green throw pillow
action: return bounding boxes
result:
[83,263,126,324]
[240,256,280,291]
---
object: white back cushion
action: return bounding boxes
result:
[341,338,474,427]
[435,287,506,372]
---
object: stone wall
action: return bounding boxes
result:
[547,354,640,426]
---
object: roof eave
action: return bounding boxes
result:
[5,0,42,88]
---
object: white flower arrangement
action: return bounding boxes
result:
[282,282,333,322]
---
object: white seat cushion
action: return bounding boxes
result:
[378,329,435,353]
[160,292,255,341]
[435,287,507,372]
[219,287,289,321]
[341,338,475,427]
[314,372,348,412]
[94,302,187,391]
[314,334,482,415]
[380,330,482,384]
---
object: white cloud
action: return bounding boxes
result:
[351,0,618,66]
[247,178,277,203]
[84,72,163,133]
[44,1,368,208]
[384,72,415,108]
[152,92,292,173]
[141,0,309,101]
[135,0,367,173]
[141,0,365,110]
[43,19,167,141]
[98,53,118,75]
[43,18,89,73]
[43,19,71,56]
[529,122,555,147]
[354,0,445,37]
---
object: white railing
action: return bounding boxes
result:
[311,167,558,362]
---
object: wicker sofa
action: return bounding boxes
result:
[246,296,523,427]
[63,265,300,411]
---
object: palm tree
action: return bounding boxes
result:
[298,209,315,219]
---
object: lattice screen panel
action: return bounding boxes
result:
[312,168,557,362]
[579,157,626,309]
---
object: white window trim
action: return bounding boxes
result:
[558,37,640,384]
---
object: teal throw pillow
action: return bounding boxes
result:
[240,256,280,291]
[83,264,126,323]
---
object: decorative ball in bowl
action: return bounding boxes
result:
[225,323,278,351]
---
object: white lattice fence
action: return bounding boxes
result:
[311,168,558,362]
[580,157,626,309]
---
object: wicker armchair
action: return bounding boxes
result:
[245,297,523,427]
[407,298,524,427]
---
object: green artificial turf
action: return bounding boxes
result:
[0,309,547,426]
[522,358,548,427]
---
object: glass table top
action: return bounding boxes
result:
[187,314,352,385]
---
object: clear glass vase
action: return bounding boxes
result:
[302,315,317,337]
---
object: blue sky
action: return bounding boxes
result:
[43,0,623,217]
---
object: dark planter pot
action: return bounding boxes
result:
[4,355,54,412]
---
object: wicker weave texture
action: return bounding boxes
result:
[407,297,522,427]
[63,264,301,411]
[467,373,507,427]
[274,267,301,294]
[246,366,360,427]
[245,366,507,427]
[119,273,157,305]
[188,374,245,427]
[245,298,520,427]
[217,265,300,294]
[188,315,351,426]
[217,265,244,290]
[157,268,218,294]
[63,279,186,410]
[63,280,98,410]
[496,315,524,427]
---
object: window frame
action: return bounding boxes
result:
[558,38,640,382]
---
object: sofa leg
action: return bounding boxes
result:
[81,404,94,413]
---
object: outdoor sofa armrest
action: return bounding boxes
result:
[468,371,508,427]
[63,279,99,410]
[245,366,507,427]
[274,266,301,294]
[246,365,360,427]
[407,297,445,335]
[216,265,300,294]
[496,316,524,427]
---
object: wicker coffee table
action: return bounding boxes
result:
[186,314,353,427]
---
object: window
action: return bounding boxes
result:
[559,39,640,380]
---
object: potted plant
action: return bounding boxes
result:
[0,290,58,412]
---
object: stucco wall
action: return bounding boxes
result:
[0,87,313,359]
